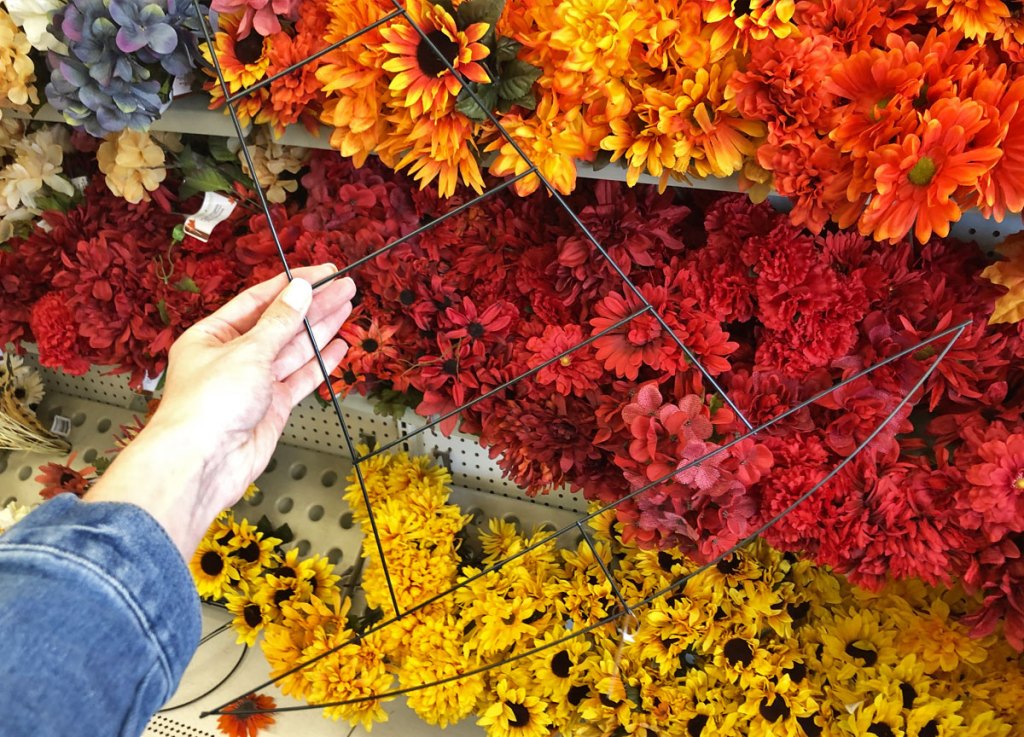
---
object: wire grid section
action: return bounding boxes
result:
[192,0,970,718]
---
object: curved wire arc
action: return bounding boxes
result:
[205,319,964,716]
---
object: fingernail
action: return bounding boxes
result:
[324,262,338,273]
[282,278,312,311]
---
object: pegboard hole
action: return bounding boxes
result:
[503,514,520,527]
[467,507,484,523]
[248,490,264,506]
[289,463,307,480]
[320,470,338,487]
[264,457,278,474]
[277,497,294,514]
[327,547,344,565]
[18,466,32,481]
[339,512,354,529]
[96,418,112,433]
[307,504,325,522]
[82,448,98,463]
[71,412,87,427]
[3,496,16,507]
[296,539,311,556]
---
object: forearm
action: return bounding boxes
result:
[0,495,200,736]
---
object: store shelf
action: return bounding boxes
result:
[0,377,581,736]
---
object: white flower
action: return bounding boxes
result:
[0,125,73,214]
[3,0,66,52]
[0,500,32,535]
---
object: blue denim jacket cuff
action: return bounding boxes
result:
[2,493,201,692]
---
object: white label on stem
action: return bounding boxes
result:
[184,191,237,243]
[50,415,72,437]
[141,371,163,393]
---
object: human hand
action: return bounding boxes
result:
[85,264,356,558]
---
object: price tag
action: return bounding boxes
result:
[50,415,72,437]
[141,370,163,393]
[171,74,194,97]
[184,191,237,243]
[71,176,89,193]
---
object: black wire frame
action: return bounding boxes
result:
[189,0,968,719]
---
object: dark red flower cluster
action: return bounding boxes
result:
[6,148,1024,648]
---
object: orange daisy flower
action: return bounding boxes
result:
[486,95,591,196]
[202,14,273,126]
[968,73,1024,221]
[216,693,276,737]
[860,99,1001,242]
[383,110,485,197]
[927,0,1009,41]
[380,0,491,117]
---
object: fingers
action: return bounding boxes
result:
[283,338,349,406]
[272,300,353,381]
[243,277,313,355]
[195,264,339,337]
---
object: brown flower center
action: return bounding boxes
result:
[723,638,753,666]
[507,701,531,728]
[200,551,224,576]
[235,33,266,66]
[417,30,460,77]
[551,650,572,678]
[243,604,262,628]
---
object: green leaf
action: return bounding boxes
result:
[591,151,614,172]
[171,223,185,243]
[156,299,170,326]
[494,35,521,63]
[184,165,234,194]
[275,523,294,544]
[456,83,499,121]
[174,276,200,293]
[510,91,537,111]
[456,0,505,29]
[156,369,167,392]
[92,456,113,476]
[497,59,541,102]
[207,137,237,162]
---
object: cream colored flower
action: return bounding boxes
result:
[239,128,308,204]
[0,500,32,535]
[3,0,65,52]
[0,125,73,214]
[0,118,25,156]
[97,130,180,203]
[0,9,40,119]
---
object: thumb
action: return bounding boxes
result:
[246,277,312,355]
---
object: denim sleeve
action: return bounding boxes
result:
[0,493,201,737]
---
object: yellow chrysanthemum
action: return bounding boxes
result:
[306,630,394,729]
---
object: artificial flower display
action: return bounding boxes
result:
[5,143,1024,648]
[201,452,1023,736]
[44,0,203,136]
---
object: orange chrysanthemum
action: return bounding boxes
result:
[702,0,798,46]
[262,30,324,136]
[928,0,1010,41]
[486,96,591,196]
[216,693,276,737]
[380,0,490,117]
[968,73,1024,221]
[860,99,1001,242]
[202,14,273,126]
[381,110,485,197]
[317,0,392,165]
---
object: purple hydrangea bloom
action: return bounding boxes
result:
[44,0,205,136]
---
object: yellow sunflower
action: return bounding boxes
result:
[478,673,552,737]
[190,536,239,600]
[226,581,271,646]
[380,0,491,118]
[201,14,272,126]
[295,554,341,608]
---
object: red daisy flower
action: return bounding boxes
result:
[217,693,276,737]
[35,452,95,500]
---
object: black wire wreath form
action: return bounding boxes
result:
[189,0,967,718]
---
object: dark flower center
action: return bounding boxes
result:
[798,715,823,737]
[507,701,531,728]
[868,724,895,737]
[900,682,917,709]
[844,642,878,667]
[687,714,708,737]
[14,387,25,399]
[787,600,810,624]
[243,604,262,628]
[59,471,77,486]
[416,30,460,77]
[759,695,790,722]
[343,369,358,384]
[732,0,753,16]
[361,338,380,353]
[723,638,753,666]
[273,566,296,578]
[716,555,740,574]
[551,650,572,678]
[785,661,807,684]
[567,685,588,705]
[467,321,485,339]
[274,587,294,605]
[237,541,261,563]
[399,289,416,306]
[657,551,677,572]
[235,32,266,65]
[200,551,224,576]
[442,358,458,375]
[919,720,939,737]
